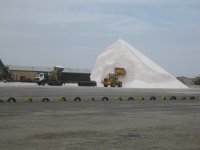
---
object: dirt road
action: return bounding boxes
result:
[0,100,200,150]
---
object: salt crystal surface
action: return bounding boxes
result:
[91,39,188,88]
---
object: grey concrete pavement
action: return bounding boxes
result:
[0,101,200,150]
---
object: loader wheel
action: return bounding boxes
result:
[102,97,109,101]
[74,97,81,101]
[104,84,108,87]
[0,99,4,103]
[7,97,16,103]
[118,82,122,87]
[42,98,50,102]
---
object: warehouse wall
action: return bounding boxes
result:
[10,71,37,81]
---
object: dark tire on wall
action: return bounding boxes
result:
[42,98,50,102]
[7,97,16,103]
[170,96,177,100]
[150,96,156,100]
[74,97,81,101]
[128,97,134,101]
[102,97,109,101]
[189,96,195,100]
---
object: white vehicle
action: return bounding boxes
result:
[34,66,64,86]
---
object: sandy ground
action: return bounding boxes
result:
[0,82,78,87]
[0,100,200,150]
[0,83,200,149]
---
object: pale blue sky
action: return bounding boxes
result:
[0,0,199,77]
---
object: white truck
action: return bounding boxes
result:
[34,66,64,86]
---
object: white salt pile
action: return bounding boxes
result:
[91,39,188,88]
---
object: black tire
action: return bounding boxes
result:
[104,84,108,87]
[189,96,195,100]
[118,82,122,87]
[170,96,177,100]
[74,97,81,101]
[128,97,134,101]
[42,98,50,102]
[150,96,156,100]
[57,81,63,86]
[41,81,45,86]
[7,97,16,103]
[102,97,109,101]
[0,99,4,103]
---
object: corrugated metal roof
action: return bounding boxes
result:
[63,68,90,74]
[8,65,91,74]
[8,65,53,72]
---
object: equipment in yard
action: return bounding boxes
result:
[101,68,126,88]
[194,77,200,85]
[78,80,97,87]
[34,65,64,86]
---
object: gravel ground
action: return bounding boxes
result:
[0,100,200,150]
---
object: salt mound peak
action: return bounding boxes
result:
[91,39,188,88]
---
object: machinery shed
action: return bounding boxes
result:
[8,65,91,83]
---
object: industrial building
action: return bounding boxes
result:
[8,65,91,83]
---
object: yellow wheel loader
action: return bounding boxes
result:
[102,68,126,88]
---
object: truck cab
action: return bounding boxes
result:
[34,72,48,85]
